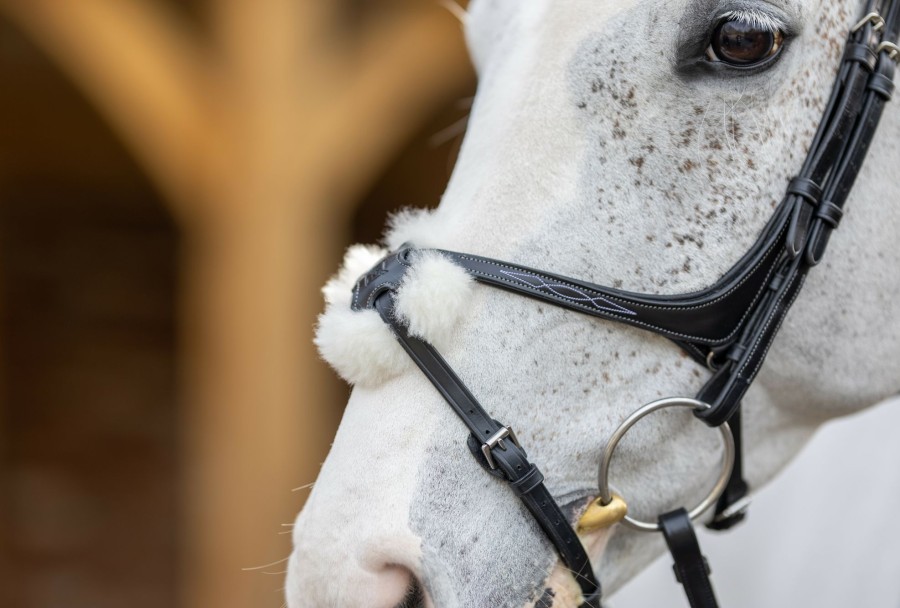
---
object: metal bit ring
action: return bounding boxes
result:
[597,397,735,532]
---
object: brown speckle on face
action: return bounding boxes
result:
[560,0,848,294]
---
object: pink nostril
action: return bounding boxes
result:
[372,565,428,608]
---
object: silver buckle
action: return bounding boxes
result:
[481,426,521,469]
[877,41,900,63]
[851,11,885,33]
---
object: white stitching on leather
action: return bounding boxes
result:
[455,221,784,313]
[745,272,807,379]
[498,270,637,316]
[454,233,784,345]
[352,252,412,310]
[463,268,746,344]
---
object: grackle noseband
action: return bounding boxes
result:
[351,2,900,606]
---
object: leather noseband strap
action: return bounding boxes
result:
[371,291,603,607]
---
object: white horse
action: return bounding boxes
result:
[287,0,900,606]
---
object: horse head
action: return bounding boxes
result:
[287,1,900,605]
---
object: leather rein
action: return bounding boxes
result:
[350,2,900,606]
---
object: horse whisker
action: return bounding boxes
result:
[438,0,468,25]
[430,116,470,147]
[242,555,290,571]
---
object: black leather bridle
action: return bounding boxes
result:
[349,2,900,606]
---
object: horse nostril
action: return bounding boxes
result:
[371,565,428,608]
[395,576,426,608]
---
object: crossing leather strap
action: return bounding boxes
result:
[436,231,786,350]
[371,292,603,608]
[659,509,719,608]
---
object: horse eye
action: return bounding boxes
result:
[706,18,784,66]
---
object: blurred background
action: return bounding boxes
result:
[0,1,475,607]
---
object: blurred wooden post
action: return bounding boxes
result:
[0,0,474,607]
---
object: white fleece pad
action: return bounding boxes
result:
[315,245,474,387]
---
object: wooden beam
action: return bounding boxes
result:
[177,8,473,608]
[211,0,332,89]
[179,199,349,608]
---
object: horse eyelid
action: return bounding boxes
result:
[715,8,790,35]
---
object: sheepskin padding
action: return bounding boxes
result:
[315,245,405,387]
[315,305,411,387]
[315,244,475,387]
[385,208,445,250]
[395,250,474,345]
[320,244,388,307]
